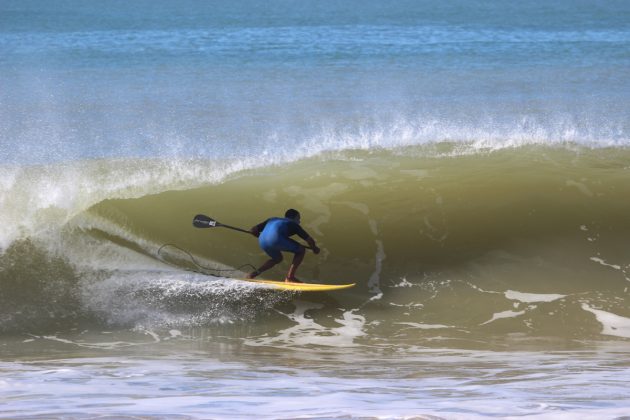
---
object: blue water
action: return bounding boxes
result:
[1,0,629,163]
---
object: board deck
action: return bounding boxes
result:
[243,279,355,291]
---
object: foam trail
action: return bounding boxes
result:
[245,301,366,349]
[79,270,290,329]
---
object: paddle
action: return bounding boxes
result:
[193,214,251,234]
[192,214,313,250]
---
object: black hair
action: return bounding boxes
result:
[285,208,300,219]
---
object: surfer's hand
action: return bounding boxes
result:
[312,246,320,254]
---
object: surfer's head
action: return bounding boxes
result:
[285,208,301,223]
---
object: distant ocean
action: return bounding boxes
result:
[1,1,630,418]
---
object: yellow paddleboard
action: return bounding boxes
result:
[243,279,355,292]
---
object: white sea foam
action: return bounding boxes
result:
[504,290,566,303]
[590,257,622,270]
[245,301,366,348]
[392,277,415,288]
[396,322,453,330]
[2,346,630,419]
[581,304,630,339]
[480,310,527,326]
[79,270,283,329]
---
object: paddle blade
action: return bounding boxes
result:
[193,214,218,228]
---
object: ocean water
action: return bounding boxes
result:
[1,0,630,418]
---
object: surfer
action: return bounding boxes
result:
[246,209,320,282]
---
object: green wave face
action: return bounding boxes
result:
[88,145,630,288]
[2,145,630,339]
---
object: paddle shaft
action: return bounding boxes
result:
[193,214,313,250]
[216,222,251,234]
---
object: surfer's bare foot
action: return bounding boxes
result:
[285,277,302,283]
[246,270,259,279]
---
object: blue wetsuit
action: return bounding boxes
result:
[256,217,310,260]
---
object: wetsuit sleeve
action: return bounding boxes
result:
[255,219,270,232]
[291,223,311,241]
[250,219,270,237]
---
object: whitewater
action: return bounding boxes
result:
[1,0,630,418]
